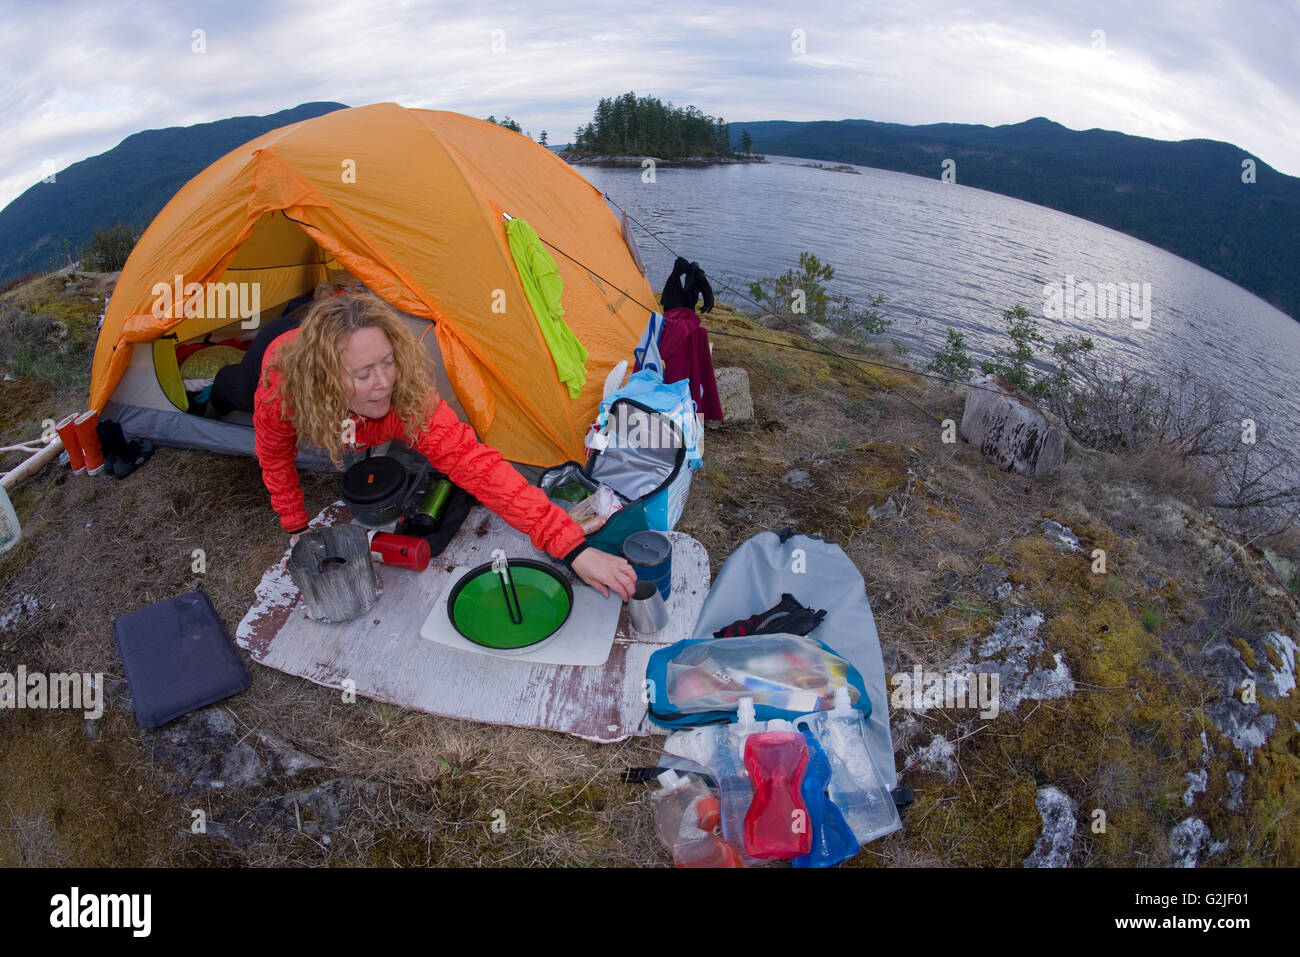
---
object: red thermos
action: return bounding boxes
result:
[367,530,431,571]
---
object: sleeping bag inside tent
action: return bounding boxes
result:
[90,102,655,472]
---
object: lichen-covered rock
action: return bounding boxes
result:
[978,564,1010,602]
[1041,519,1082,551]
[1023,786,1077,868]
[188,778,378,847]
[1169,817,1211,867]
[1256,632,1296,698]
[975,610,1075,713]
[960,375,1065,477]
[1224,771,1246,812]
[1183,769,1208,807]
[868,498,898,521]
[141,707,327,795]
[1202,633,1295,763]
[781,469,812,489]
[905,733,957,779]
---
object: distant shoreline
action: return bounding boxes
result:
[783,160,861,174]
[561,152,768,168]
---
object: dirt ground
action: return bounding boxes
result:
[2,275,1297,867]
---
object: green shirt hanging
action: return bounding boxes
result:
[505,217,589,399]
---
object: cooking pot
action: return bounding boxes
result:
[340,446,433,526]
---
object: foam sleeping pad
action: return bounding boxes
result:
[112,587,251,728]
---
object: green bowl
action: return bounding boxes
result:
[447,559,573,652]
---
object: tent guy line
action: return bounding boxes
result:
[534,191,969,423]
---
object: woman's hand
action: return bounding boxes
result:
[570,548,638,602]
[282,529,309,568]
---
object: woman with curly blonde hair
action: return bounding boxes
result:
[252,291,636,601]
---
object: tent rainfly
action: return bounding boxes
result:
[90,102,654,471]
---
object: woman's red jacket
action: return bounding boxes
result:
[252,327,587,561]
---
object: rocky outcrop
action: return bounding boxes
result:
[1023,786,1077,868]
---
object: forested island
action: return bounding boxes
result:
[564,92,765,166]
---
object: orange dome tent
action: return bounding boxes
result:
[90,103,654,469]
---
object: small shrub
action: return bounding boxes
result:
[759,356,796,377]
[979,305,1047,395]
[928,328,974,382]
[0,306,59,371]
[748,252,890,342]
[80,222,139,272]
[0,303,87,387]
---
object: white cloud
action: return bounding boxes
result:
[0,0,1296,213]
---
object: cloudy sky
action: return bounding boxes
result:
[2,0,1297,210]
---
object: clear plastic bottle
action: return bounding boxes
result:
[797,686,901,845]
[716,697,760,858]
[651,770,743,868]
[793,727,860,868]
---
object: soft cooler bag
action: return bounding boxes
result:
[598,369,703,469]
[541,376,701,552]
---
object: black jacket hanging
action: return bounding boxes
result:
[660,256,715,313]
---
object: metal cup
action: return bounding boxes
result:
[627,581,669,635]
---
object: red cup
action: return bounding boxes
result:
[73,411,104,475]
[367,531,430,571]
[55,414,86,474]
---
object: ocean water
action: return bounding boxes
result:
[576,156,1300,460]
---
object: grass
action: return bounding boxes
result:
[758,356,796,378]
[844,397,877,424]
[1,282,1297,867]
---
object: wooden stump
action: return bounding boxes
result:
[707,366,754,429]
[287,525,378,622]
[960,374,1065,478]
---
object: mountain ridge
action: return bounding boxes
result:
[729,116,1299,320]
[0,102,349,283]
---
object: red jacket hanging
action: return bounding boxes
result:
[659,307,723,421]
[252,327,588,561]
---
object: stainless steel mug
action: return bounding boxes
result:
[627,581,669,635]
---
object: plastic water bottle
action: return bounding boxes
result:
[743,719,812,860]
[793,727,860,868]
[716,698,763,857]
[650,770,743,868]
[803,686,901,845]
[662,698,767,864]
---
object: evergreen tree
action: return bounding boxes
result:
[572,92,739,157]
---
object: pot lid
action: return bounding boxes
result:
[622,530,671,564]
[341,455,406,505]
